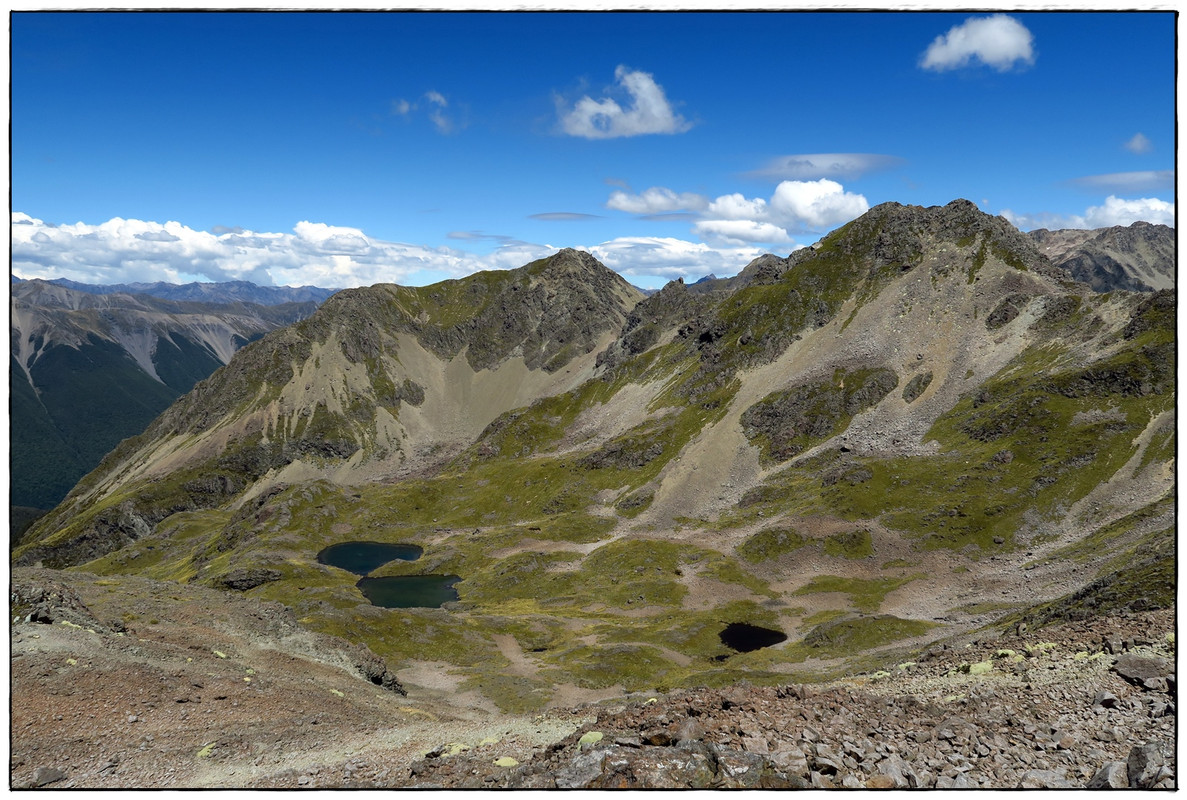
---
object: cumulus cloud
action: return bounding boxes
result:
[10,213,557,288]
[1069,170,1173,193]
[606,187,709,215]
[920,14,1035,72]
[1084,196,1175,228]
[706,193,768,220]
[769,179,870,231]
[605,179,868,247]
[693,219,794,246]
[585,236,763,281]
[1124,133,1153,154]
[1001,196,1175,231]
[559,66,692,139]
[11,207,839,294]
[745,153,904,182]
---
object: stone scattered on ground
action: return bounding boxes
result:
[9,565,1175,790]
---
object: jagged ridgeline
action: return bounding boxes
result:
[16,201,1174,711]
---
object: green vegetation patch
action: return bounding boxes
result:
[543,642,675,691]
[737,526,809,563]
[800,614,939,656]
[792,573,925,613]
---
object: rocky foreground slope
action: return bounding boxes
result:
[10,566,1174,789]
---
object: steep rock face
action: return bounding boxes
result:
[1029,221,1175,292]
[9,280,319,511]
[13,202,1174,718]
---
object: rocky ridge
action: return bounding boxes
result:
[1029,221,1175,292]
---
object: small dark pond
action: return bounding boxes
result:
[356,575,461,609]
[316,541,423,576]
[719,622,788,653]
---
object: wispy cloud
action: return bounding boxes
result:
[390,91,463,134]
[1001,196,1175,231]
[558,66,692,139]
[1068,170,1174,193]
[920,14,1035,72]
[745,153,904,182]
[1124,132,1153,154]
[529,212,603,221]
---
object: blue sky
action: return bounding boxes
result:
[11,10,1177,289]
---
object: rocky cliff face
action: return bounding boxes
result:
[1029,221,1175,292]
[13,202,1174,752]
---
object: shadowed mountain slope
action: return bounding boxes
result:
[10,281,321,513]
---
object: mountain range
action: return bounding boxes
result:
[9,280,326,519]
[14,200,1174,733]
[21,277,338,306]
[1028,220,1175,292]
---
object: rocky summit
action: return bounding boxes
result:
[11,200,1175,788]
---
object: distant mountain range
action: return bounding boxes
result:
[14,277,338,306]
[1028,221,1175,292]
[10,279,327,516]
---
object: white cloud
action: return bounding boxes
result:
[1124,132,1153,154]
[693,219,794,246]
[606,178,868,246]
[768,179,870,232]
[392,98,412,116]
[1001,195,1175,231]
[745,153,904,181]
[606,187,708,215]
[920,14,1035,72]
[1070,170,1173,193]
[10,213,555,288]
[1084,196,1174,228]
[559,66,692,139]
[706,193,767,220]
[585,236,762,281]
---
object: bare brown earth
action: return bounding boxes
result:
[8,566,1175,789]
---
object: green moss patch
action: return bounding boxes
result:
[737,526,809,563]
[800,614,939,656]
[792,573,925,613]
